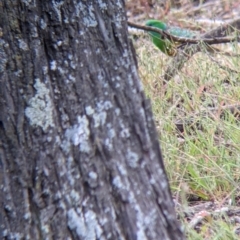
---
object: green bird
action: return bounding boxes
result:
[145,19,196,56]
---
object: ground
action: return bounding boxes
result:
[127,0,240,239]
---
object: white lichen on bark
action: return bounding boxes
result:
[63,115,91,153]
[25,79,54,131]
[67,208,103,239]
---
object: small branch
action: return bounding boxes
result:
[128,21,239,45]
[163,18,240,81]
[128,18,240,82]
[203,17,240,38]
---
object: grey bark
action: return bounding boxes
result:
[0,0,184,239]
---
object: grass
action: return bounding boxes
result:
[135,36,240,239]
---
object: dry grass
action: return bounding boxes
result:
[126,0,240,237]
[128,0,240,237]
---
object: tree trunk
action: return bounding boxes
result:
[0,1,184,239]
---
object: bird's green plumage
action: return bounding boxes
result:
[145,20,174,55]
[145,20,236,57]
[145,19,196,56]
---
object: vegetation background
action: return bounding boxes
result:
[126,0,240,239]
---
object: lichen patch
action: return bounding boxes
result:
[25,79,54,131]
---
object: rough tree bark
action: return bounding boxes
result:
[0,1,185,239]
